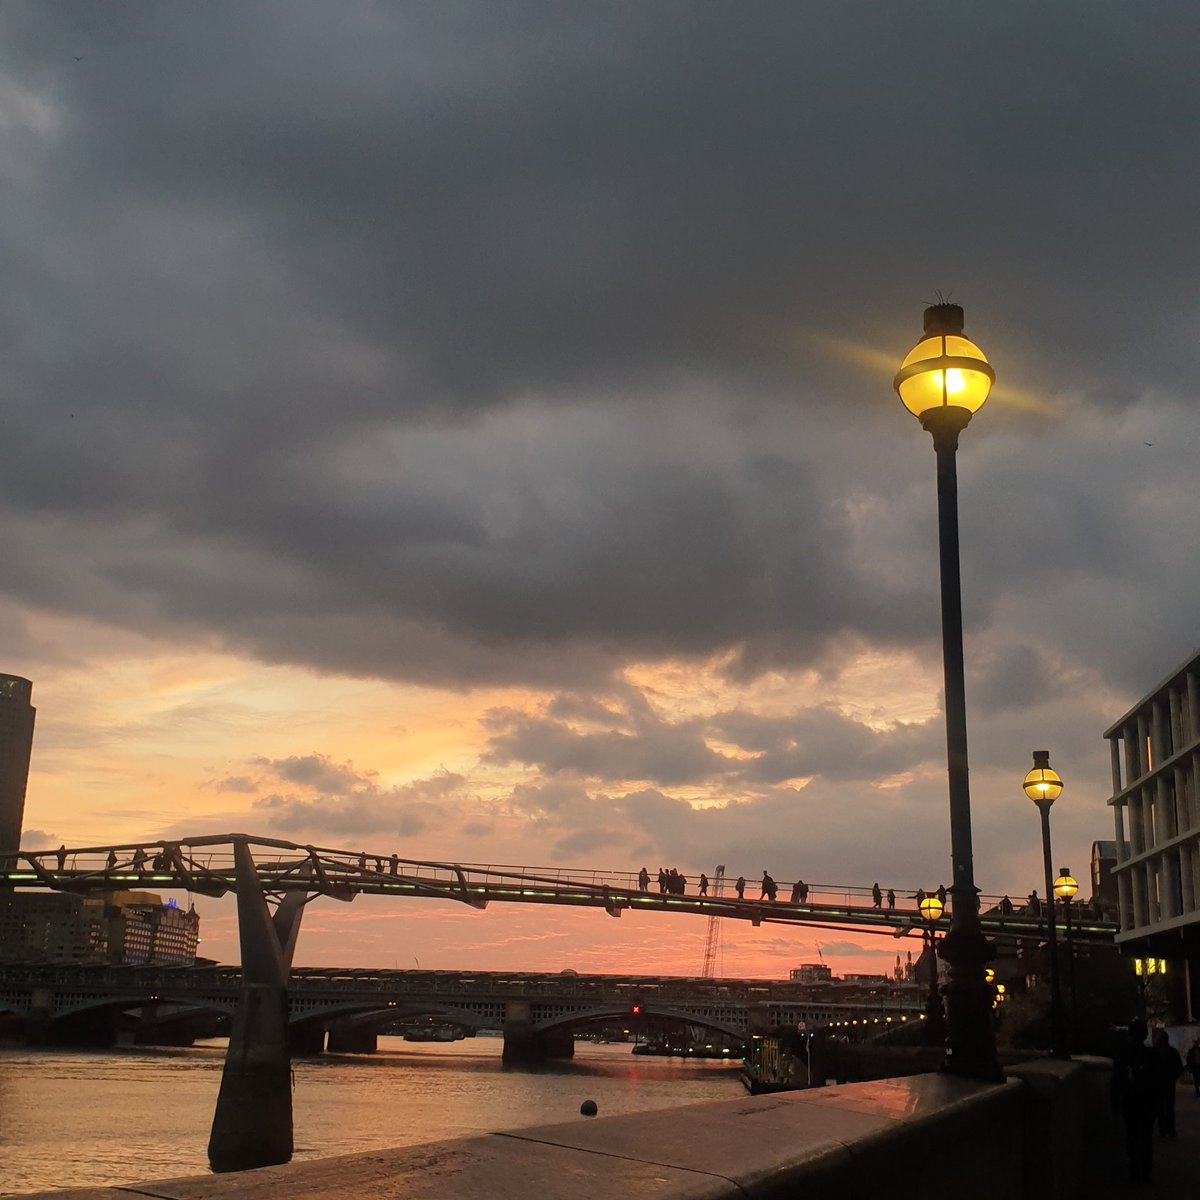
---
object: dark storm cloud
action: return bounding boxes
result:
[250,758,470,838]
[485,692,943,788]
[0,1,1196,705]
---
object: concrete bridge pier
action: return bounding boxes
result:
[288,1023,326,1055]
[327,1025,378,1053]
[502,1003,574,1064]
[208,840,309,1174]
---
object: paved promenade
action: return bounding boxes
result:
[1085,1077,1200,1194]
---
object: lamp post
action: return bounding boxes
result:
[894,303,999,1080]
[1023,751,1067,1058]
[1054,868,1079,1050]
[919,894,946,1043]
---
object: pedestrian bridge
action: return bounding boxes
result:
[1,832,1117,945]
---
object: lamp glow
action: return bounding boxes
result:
[1023,751,1064,805]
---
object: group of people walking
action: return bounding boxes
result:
[636,867,807,904]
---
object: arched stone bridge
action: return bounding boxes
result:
[0,962,927,1058]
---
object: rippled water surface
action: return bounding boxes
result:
[0,1038,742,1195]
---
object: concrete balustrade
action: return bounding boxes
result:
[17,1060,1113,1200]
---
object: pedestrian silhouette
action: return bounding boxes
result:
[699,872,709,896]
[1187,1036,1200,1097]
[871,882,882,909]
[56,845,67,871]
[936,883,947,906]
[1152,1028,1183,1137]
[999,894,1014,915]
[735,875,746,899]
[1112,1019,1161,1183]
[886,888,895,910]
[760,871,777,902]
[1026,890,1040,916]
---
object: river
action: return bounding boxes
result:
[0,1038,744,1196]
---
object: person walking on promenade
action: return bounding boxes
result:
[699,872,709,896]
[886,887,895,911]
[795,878,809,904]
[735,875,746,900]
[56,845,68,871]
[1112,1019,1161,1183]
[1026,890,1041,916]
[790,879,802,904]
[871,882,882,909]
[999,894,1014,915]
[914,887,926,908]
[936,883,947,907]
[1186,1036,1200,1097]
[638,866,649,892]
[658,868,668,894]
[760,871,777,902]
[1152,1028,1183,1136]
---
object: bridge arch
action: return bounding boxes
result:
[533,1004,745,1039]
[287,999,495,1032]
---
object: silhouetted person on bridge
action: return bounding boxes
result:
[56,845,67,870]
[914,887,926,908]
[1026,890,1040,916]
[357,852,367,871]
[638,866,649,892]
[106,849,117,870]
[699,872,709,896]
[735,875,746,899]
[999,895,1014,915]
[871,882,882,909]
[887,888,895,910]
[790,880,801,904]
[936,883,947,906]
[760,871,777,902]
[391,854,399,875]
[132,847,149,872]
[658,868,667,893]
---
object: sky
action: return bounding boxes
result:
[3,2,1199,980]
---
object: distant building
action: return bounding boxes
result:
[1090,840,1119,916]
[0,674,36,859]
[1104,646,1200,1018]
[0,890,200,965]
[0,892,105,961]
[789,964,833,984]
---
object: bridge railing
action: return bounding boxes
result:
[5,838,1115,933]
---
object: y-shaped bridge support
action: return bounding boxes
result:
[208,839,309,1173]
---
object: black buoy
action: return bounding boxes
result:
[579,1099,598,1117]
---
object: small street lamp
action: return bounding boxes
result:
[919,894,946,1043]
[1024,751,1067,1058]
[894,303,999,1080]
[1054,869,1079,1048]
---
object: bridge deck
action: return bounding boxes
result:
[1,834,1117,944]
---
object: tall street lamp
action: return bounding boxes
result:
[1054,868,1079,1050]
[894,303,1000,1080]
[919,894,946,1043]
[1023,751,1067,1058]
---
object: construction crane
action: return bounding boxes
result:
[700,864,726,977]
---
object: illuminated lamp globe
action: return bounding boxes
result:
[919,895,944,925]
[893,303,994,431]
[1023,750,1064,806]
[1054,872,1078,902]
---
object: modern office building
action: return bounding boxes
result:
[1104,646,1200,1017]
[0,890,200,965]
[0,674,36,857]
